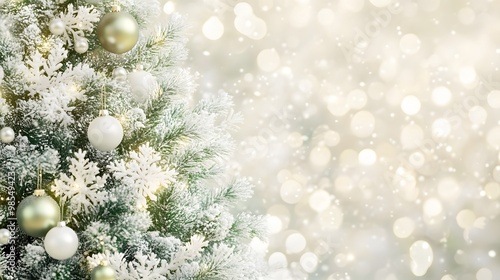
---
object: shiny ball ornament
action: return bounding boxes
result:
[91,262,116,280]
[49,18,66,36]
[16,190,60,238]
[44,222,79,260]
[87,110,124,152]
[97,6,139,54]
[0,229,10,245]
[128,65,157,103]
[112,67,127,81]
[74,37,89,54]
[0,127,15,143]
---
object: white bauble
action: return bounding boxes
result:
[49,18,66,36]
[128,66,157,103]
[75,38,89,54]
[44,222,79,260]
[0,228,10,245]
[0,127,15,143]
[87,110,123,151]
[112,67,127,81]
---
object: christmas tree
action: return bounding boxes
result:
[0,0,266,279]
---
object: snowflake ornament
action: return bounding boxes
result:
[54,4,100,46]
[52,150,108,214]
[108,143,177,207]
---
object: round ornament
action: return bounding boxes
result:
[91,261,116,280]
[87,110,124,152]
[75,37,89,54]
[112,67,127,81]
[96,6,139,54]
[49,18,66,36]
[0,127,15,143]
[16,189,60,238]
[44,221,79,260]
[0,228,10,245]
[128,65,157,103]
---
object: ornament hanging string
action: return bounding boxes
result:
[101,84,107,112]
[37,166,42,190]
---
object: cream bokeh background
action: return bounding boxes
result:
[167,0,500,279]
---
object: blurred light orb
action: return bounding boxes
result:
[400,124,424,150]
[432,86,452,106]
[327,95,350,116]
[438,178,460,201]
[257,48,280,72]
[163,1,175,14]
[269,252,288,268]
[401,95,421,115]
[484,182,500,199]
[456,209,476,229]
[487,90,500,108]
[393,217,415,238]
[409,240,433,276]
[358,148,377,165]
[234,2,253,16]
[350,111,375,138]
[347,89,368,109]
[267,215,283,234]
[280,180,304,204]
[468,106,487,125]
[400,33,421,54]
[409,151,425,168]
[486,126,500,150]
[423,198,442,217]
[309,145,331,167]
[459,67,477,85]
[317,8,334,26]
[318,205,343,230]
[323,130,340,147]
[339,0,364,12]
[300,252,319,273]
[286,232,307,253]
[432,118,451,138]
[309,189,332,212]
[442,275,456,280]
[369,0,391,7]
[379,58,399,81]
[202,16,224,40]
[476,268,492,280]
[287,132,303,148]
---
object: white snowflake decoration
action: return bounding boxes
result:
[56,4,100,46]
[108,143,177,207]
[52,150,108,214]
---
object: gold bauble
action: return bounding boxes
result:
[16,189,60,238]
[91,262,116,280]
[96,8,139,54]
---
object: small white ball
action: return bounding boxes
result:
[128,69,157,103]
[44,222,79,260]
[74,38,89,54]
[0,127,15,143]
[112,67,128,81]
[0,229,10,245]
[87,112,124,152]
[49,18,66,36]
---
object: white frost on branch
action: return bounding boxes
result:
[166,235,208,275]
[108,143,177,207]
[87,251,168,280]
[56,4,100,46]
[52,149,108,214]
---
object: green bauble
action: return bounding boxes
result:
[16,189,60,238]
[91,263,116,280]
[96,6,139,54]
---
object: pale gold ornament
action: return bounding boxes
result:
[91,261,116,280]
[96,6,139,54]
[16,189,60,237]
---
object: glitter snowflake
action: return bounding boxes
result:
[52,150,108,214]
[108,143,177,207]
